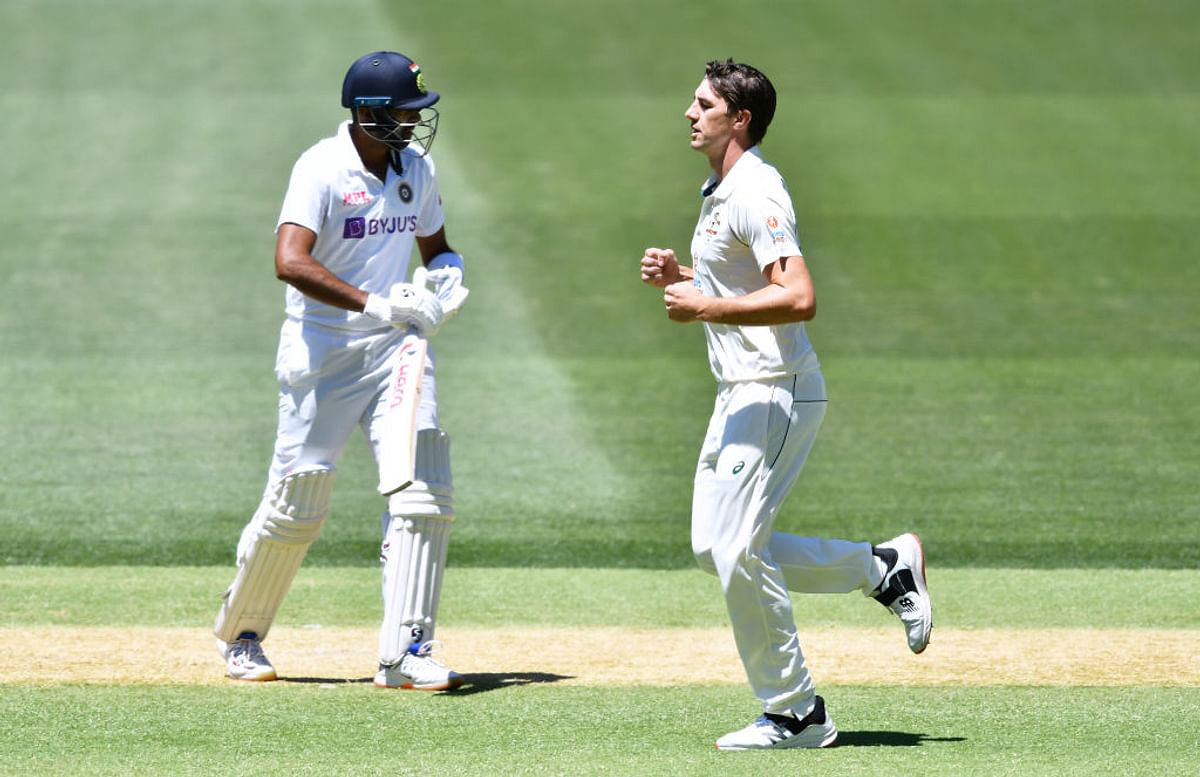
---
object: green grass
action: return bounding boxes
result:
[2,0,1198,774]
[2,0,1196,569]
[3,567,1198,775]
[1,685,1196,777]
[2,566,1198,630]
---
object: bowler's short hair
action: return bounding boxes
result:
[704,59,777,145]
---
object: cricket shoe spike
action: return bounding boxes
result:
[715,696,838,750]
[218,633,277,681]
[873,532,933,654]
[374,640,463,691]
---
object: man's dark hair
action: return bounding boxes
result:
[704,59,777,145]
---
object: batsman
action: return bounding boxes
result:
[213,50,470,690]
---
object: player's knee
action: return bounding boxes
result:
[710,538,764,581]
[252,466,336,545]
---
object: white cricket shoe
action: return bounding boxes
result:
[374,641,463,691]
[715,696,838,751]
[873,532,933,654]
[218,635,277,681]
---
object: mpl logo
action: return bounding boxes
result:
[344,217,366,239]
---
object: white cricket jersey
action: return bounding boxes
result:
[690,146,820,382]
[276,120,445,332]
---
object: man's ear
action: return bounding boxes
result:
[732,108,752,131]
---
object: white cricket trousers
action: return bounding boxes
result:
[691,371,882,716]
[269,320,439,483]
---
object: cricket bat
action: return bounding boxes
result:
[377,268,429,495]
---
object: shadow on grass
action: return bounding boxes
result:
[278,672,572,695]
[453,672,573,695]
[835,731,966,747]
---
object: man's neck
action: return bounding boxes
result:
[350,124,390,179]
[708,137,751,182]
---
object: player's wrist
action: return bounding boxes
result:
[363,293,392,321]
[427,251,464,274]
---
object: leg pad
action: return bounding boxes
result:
[214,468,335,643]
[379,430,454,663]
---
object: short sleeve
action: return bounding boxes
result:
[276,153,329,235]
[731,187,803,271]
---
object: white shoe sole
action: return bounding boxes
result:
[903,532,932,654]
[888,529,931,652]
[716,721,838,750]
[228,668,278,682]
[374,674,464,691]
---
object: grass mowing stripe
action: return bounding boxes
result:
[3,1,1197,571]
[0,685,1195,777]
[793,95,1200,219]
[380,133,630,547]
[2,567,1196,629]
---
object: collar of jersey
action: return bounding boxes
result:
[700,145,763,198]
[336,120,370,174]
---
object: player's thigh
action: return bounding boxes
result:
[364,346,440,459]
[270,371,378,481]
[693,377,824,539]
[691,381,776,556]
[760,373,827,505]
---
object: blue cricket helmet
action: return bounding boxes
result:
[341,51,440,111]
[341,51,440,159]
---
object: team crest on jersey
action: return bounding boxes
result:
[766,214,788,244]
[705,208,723,236]
[398,182,413,203]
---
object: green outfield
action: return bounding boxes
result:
[1,0,1197,774]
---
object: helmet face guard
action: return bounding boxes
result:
[353,97,439,156]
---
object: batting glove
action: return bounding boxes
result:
[426,252,470,318]
[363,284,444,337]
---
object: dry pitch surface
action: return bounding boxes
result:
[4,626,1197,686]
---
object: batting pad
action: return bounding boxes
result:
[214,467,335,643]
[379,429,454,664]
